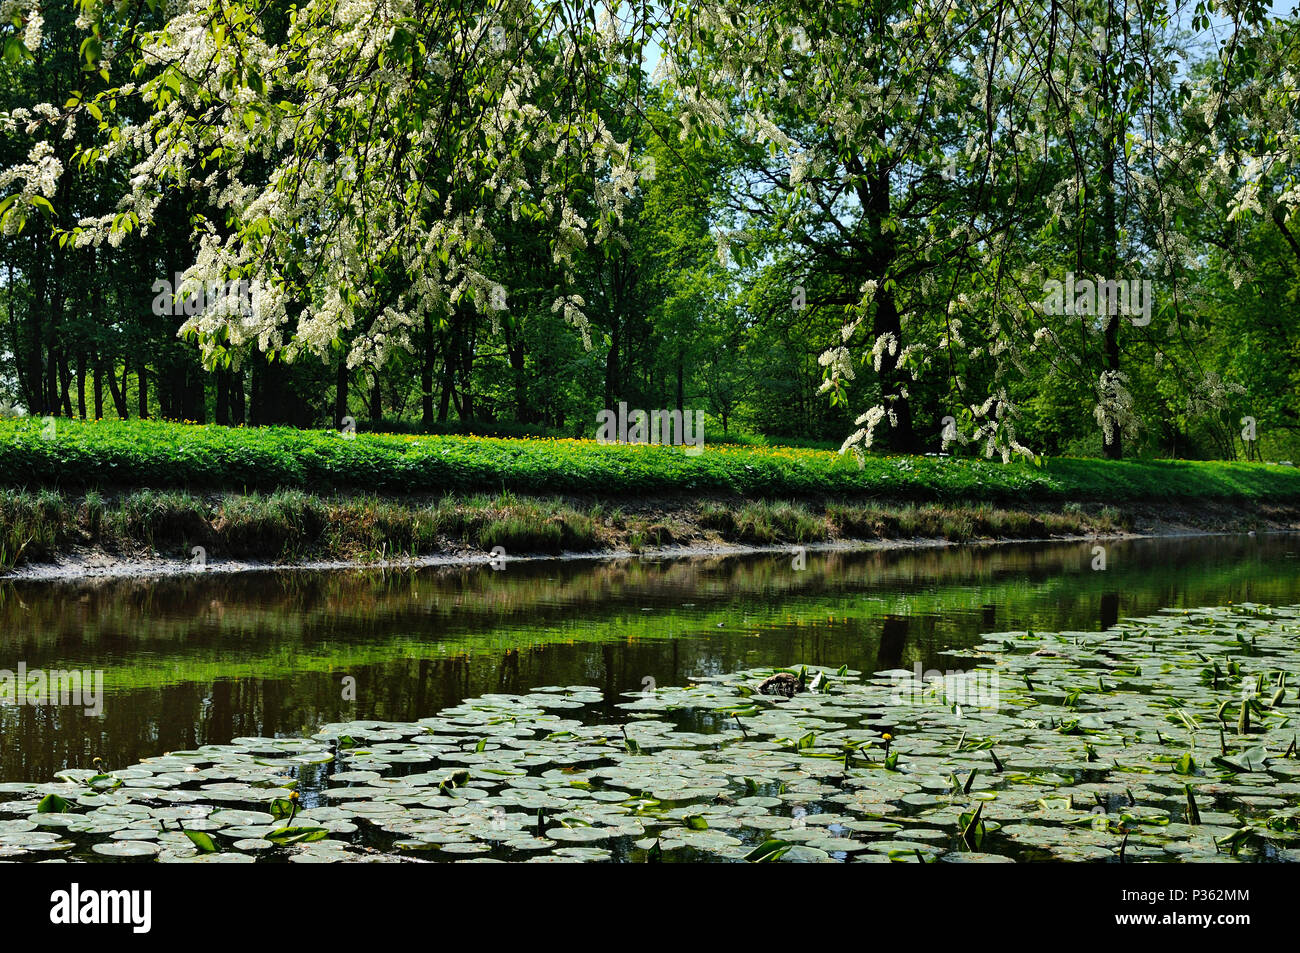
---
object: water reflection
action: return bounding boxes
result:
[0,534,1296,782]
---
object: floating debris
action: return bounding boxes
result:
[758,670,807,697]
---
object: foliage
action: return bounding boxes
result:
[2,419,1299,504]
[1,0,1298,464]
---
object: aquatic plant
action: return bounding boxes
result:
[2,603,1300,862]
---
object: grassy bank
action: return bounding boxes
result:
[0,488,1137,570]
[2,418,1299,502]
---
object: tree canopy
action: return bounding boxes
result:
[2,0,1297,461]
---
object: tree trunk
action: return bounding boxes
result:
[92,350,104,420]
[249,355,263,425]
[437,349,453,423]
[369,371,382,424]
[604,316,620,410]
[48,213,69,416]
[1099,4,1123,461]
[864,160,919,452]
[89,263,103,419]
[1101,314,1122,459]
[137,362,149,419]
[108,360,129,419]
[44,345,58,416]
[508,338,528,422]
[230,367,246,424]
[58,351,74,417]
[76,350,87,419]
[187,364,206,423]
[21,243,46,415]
[335,351,349,427]
[421,319,435,429]
[457,341,473,420]
[216,366,230,425]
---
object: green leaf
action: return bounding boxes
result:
[744,839,794,863]
[36,793,71,814]
[265,826,329,846]
[183,829,219,853]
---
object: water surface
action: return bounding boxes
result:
[1,534,1297,785]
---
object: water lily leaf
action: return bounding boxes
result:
[1213,747,1271,773]
[266,826,330,845]
[92,840,160,858]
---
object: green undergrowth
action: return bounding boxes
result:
[2,418,1298,502]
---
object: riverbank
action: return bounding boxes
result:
[4,419,1298,578]
[2,487,1297,580]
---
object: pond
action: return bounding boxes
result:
[2,534,1299,862]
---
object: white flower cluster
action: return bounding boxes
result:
[1093,370,1139,447]
[0,141,61,235]
[0,0,40,49]
[28,0,651,371]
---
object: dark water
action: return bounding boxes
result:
[1,534,1297,785]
